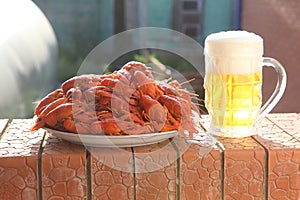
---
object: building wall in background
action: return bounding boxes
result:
[241,0,300,112]
[33,0,233,82]
[147,0,173,28]
[202,0,233,43]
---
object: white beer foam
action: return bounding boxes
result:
[205,31,263,74]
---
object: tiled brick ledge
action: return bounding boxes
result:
[0,114,299,200]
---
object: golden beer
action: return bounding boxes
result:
[205,72,262,128]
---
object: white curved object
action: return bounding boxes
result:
[0,0,58,118]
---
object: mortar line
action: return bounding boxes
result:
[86,148,92,200]
[170,138,180,200]
[131,147,136,200]
[252,136,269,200]
[0,119,9,138]
[216,141,224,200]
[37,130,47,200]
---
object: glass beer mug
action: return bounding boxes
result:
[204,31,287,138]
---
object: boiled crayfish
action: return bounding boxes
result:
[31,61,201,138]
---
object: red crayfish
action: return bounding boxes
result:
[31,61,200,138]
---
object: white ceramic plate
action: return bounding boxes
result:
[45,128,178,147]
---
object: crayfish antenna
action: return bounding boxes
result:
[192,96,204,101]
[165,76,173,83]
[194,102,205,107]
[198,107,208,114]
[32,101,40,105]
[187,92,199,97]
[178,78,196,86]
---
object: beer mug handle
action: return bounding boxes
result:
[257,57,287,121]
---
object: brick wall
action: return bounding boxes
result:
[241,0,300,112]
